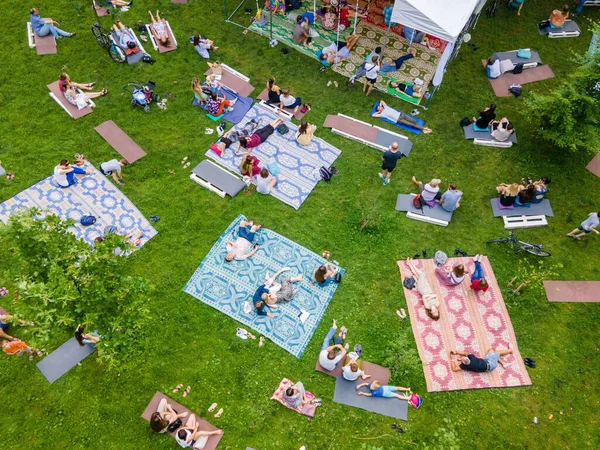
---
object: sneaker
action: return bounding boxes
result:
[378,173,385,180]
[230,98,238,105]
[383,179,390,185]
[236,328,248,339]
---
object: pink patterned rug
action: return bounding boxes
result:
[397,257,532,392]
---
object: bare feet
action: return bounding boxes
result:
[332,319,337,329]
[411,175,419,185]
[423,128,433,134]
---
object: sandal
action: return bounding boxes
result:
[208,402,218,412]
[101,89,108,96]
[183,386,191,397]
[259,336,265,347]
[181,157,188,164]
[214,408,223,418]
[173,384,183,393]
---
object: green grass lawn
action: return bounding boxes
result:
[1,0,600,448]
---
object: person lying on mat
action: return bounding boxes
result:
[490,117,514,142]
[261,267,303,305]
[279,88,302,115]
[470,254,490,298]
[402,26,433,49]
[507,0,525,16]
[293,15,311,47]
[1,338,42,360]
[372,100,433,133]
[191,35,218,59]
[296,120,317,146]
[449,347,513,373]
[99,158,128,186]
[111,20,141,55]
[435,261,465,287]
[379,49,418,74]
[211,119,263,155]
[29,8,75,39]
[239,154,261,178]
[311,263,337,287]
[147,10,171,47]
[342,354,371,381]
[283,381,312,408]
[62,80,107,110]
[225,220,261,262]
[253,267,294,317]
[378,142,403,186]
[175,415,222,449]
[567,211,600,240]
[405,258,440,321]
[53,159,92,188]
[389,80,424,98]
[107,0,131,7]
[410,176,442,206]
[0,312,34,341]
[238,118,286,151]
[532,176,551,203]
[74,324,101,346]
[206,92,236,117]
[356,380,411,400]
[59,73,100,94]
[150,398,189,433]
[319,34,361,66]
[266,77,282,105]
[347,47,382,84]
[318,319,347,371]
[439,183,463,212]
[256,168,277,195]
[472,104,497,129]
[496,183,520,207]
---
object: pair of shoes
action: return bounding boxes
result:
[216,123,226,137]
[422,248,428,258]
[383,179,390,185]
[378,173,385,180]
[396,309,407,319]
[524,358,536,368]
[454,248,467,257]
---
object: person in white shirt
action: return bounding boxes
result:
[279,88,302,115]
[255,168,277,195]
[490,118,514,142]
[225,220,261,262]
[567,212,600,240]
[319,34,360,66]
[53,159,92,188]
[411,176,442,205]
[486,56,502,79]
[175,415,222,449]
[342,353,371,381]
[347,46,382,84]
[100,158,128,185]
[363,55,381,96]
[318,319,347,371]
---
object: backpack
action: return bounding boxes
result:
[460,117,471,127]
[413,194,426,210]
[80,215,96,226]
[509,85,522,97]
[276,123,289,135]
[319,166,333,182]
[334,272,342,283]
[512,63,524,75]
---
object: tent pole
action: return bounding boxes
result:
[270,6,273,42]
[314,0,316,17]
[353,0,359,33]
[381,23,391,57]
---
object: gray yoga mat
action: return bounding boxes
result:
[395,194,454,222]
[538,20,580,35]
[333,377,409,421]
[192,160,246,197]
[0,163,6,177]
[374,129,413,156]
[492,50,542,66]
[462,125,518,143]
[36,337,96,384]
[110,32,145,65]
[490,198,554,217]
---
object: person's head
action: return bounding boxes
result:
[192,77,201,90]
[390,142,399,152]
[489,103,497,112]
[158,35,170,46]
[30,8,39,16]
[296,16,303,24]
[478,278,488,289]
[376,104,384,113]
[327,349,337,360]
[260,168,270,179]
[540,176,551,185]
[409,48,417,56]
[193,34,201,46]
[268,76,276,89]
[506,122,514,131]
[453,264,465,278]
[508,183,520,196]
[95,236,103,243]
[487,56,497,66]
[177,429,188,441]
[314,265,327,283]
[371,55,379,63]
[430,178,441,187]
[562,4,569,14]
[254,300,264,309]
[369,380,380,390]
[210,91,218,100]
[299,120,308,134]
[75,324,84,345]
[119,159,129,167]
[59,73,70,82]
[459,356,471,366]
[374,46,382,54]
[286,387,295,396]
[350,362,359,373]
[243,155,254,166]
[320,52,328,61]
[225,252,235,262]
[282,88,290,97]
[426,305,440,321]
[239,137,249,149]
[448,182,457,191]
[0,339,8,348]
[150,412,168,432]
[60,159,69,167]
[61,80,70,91]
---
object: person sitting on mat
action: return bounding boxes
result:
[496,183,520,207]
[239,154,261,178]
[389,80,424,98]
[266,77,282,105]
[147,10,171,47]
[319,34,360,66]
[206,92,235,117]
[256,168,277,195]
[517,183,535,205]
[53,159,92,188]
[439,183,463,212]
[62,80,107,110]
[532,176,551,203]
[150,398,189,433]
[567,211,600,240]
[0,312,34,341]
[490,117,514,142]
[296,120,317,146]
[225,220,261,262]
[486,56,502,79]
[356,380,412,399]
[410,176,442,206]
[99,158,128,186]
[508,0,525,16]
[318,319,347,371]
[175,415,222,449]
[261,268,303,305]
[74,324,101,346]
[191,34,218,59]
[378,142,403,186]
[192,77,210,105]
[279,88,302,115]
[293,15,311,47]
[238,118,285,151]
[111,19,138,51]
[29,8,75,40]
[1,338,42,360]
[342,353,371,381]
[470,254,490,298]
[211,119,263,155]
[347,47,382,84]
[283,381,313,408]
[405,258,440,321]
[473,104,497,129]
[450,348,513,373]
[372,100,433,133]
[379,49,418,74]
[311,263,337,287]
[545,4,570,28]
[435,261,465,287]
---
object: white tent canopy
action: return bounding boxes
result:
[390,0,480,43]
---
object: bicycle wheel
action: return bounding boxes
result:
[521,243,552,257]
[92,24,109,47]
[487,238,510,244]
[108,44,126,63]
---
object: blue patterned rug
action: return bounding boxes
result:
[183,215,344,358]
[0,163,157,247]
[204,104,342,209]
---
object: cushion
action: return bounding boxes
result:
[517,48,531,58]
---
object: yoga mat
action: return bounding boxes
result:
[257,89,307,121]
[205,106,342,209]
[333,377,409,421]
[490,198,554,217]
[110,31,145,65]
[205,67,255,98]
[171,0,187,3]
[370,102,424,135]
[35,30,57,55]
[395,194,454,222]
[142,392,223,450]
[153,21,177,53]
[491,50,542,66]
[36,338,96,384]
[94,4,109,16]
[0,162,157,247]
[191,160,246,197]
[538,20,580,35]
[315,359,391,384]
[586,154,600,178]
[544,281,600,303]
[183,215,345,357]
[323,115,378,142]
[374,130,413,157]
[47,81,93,120]
[482,60,555,97]
[95,120,146,163]
[0,306,8,315]
[397,257,531,392]
[462,124,518,143]
[271,378,318,418]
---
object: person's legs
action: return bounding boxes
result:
[65,172,76,186]
[157,398,168,413]
[385,167,393,182]
[346,33,359,50]
[394,54,413,70]
[379,62,396,74]
[397,114,424,130]
[53,26,71,37]
[484,351,500,371]
[216,100,232,115]
[471,261,484,281]
[380,168,388,180]
[269,178,277,188]
[270,118,285,127]
[148,10,157,23]
[321,327,337,351]
[496,348,513,357]
[574,0,585,16]
[37,24,53,37]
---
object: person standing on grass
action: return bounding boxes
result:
[363,56,381,96]
[449,348,513,373]
[439,183,463,212]
[567,212,599,240]
[378,142,403,185]
[100,158,128,186]
[347,47,382,85]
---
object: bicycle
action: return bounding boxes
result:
[92,22,126,64]
[487,231,551,257]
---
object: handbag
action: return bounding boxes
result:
[167,418,182,433]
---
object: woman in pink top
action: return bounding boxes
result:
[237,118,285,151]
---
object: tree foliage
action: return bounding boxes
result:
[0,209,152,369]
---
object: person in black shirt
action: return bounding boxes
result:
[449,348,513,373]
[378,142,404,185]
[472,104,497,129]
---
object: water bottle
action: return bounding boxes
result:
[533,417,538,424]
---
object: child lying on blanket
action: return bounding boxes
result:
[405,258,440,321]
[356,380,423,408]
[372,100,432,133]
